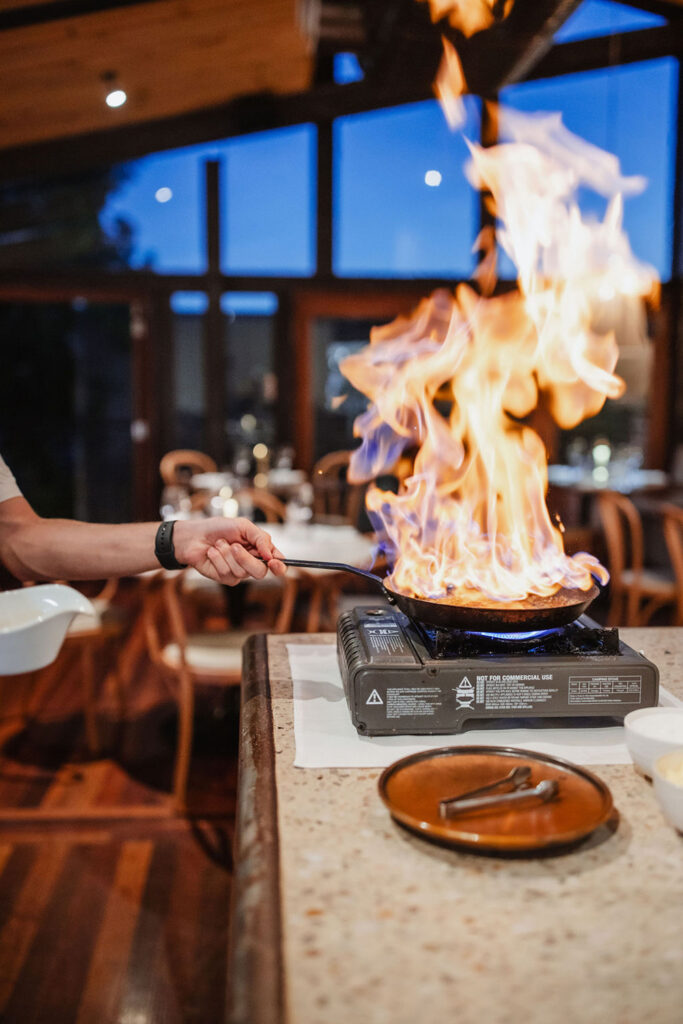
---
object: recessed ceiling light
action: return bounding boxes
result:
[155,187,173,203]
[425,169,442,187]
[105,89,127,108]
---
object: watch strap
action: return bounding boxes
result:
[154,520,188,570]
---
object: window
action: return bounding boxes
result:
[101,126,316,276]
[222,126,316,276]
[170,292,207,449]
[502,59,677,471]
[311,318,374,459]
[555,0,666,44]
[502,59,677,280]
[334,99,480,278]
[334,52,364,84]
[222,292,279,453]
[169,290,279,458]
[101,146,218,272]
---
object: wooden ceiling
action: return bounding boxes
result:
[0,0,312,149]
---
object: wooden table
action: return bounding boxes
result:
[227,629,683,1024]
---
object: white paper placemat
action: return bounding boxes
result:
[287,642,682,769]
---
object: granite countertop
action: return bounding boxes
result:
[231,628,683,1024]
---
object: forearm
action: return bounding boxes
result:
[4,516,161,581]
[0,498,286,585]
[0,505,160,581]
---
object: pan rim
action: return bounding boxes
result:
[382,582,601,631]
[383,581,601,614]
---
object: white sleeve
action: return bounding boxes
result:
[0,454,23,504]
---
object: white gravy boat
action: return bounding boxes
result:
[0,584,96,674]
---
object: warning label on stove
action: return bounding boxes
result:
[361,623,416,662]
[385,687,442,719]
[473,673,558,711]
[568,675,642,705]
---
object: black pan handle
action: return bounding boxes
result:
[279,557,386,589]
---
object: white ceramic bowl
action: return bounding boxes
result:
[653,750,683,832]
[623,707,683,777]
[0,584,95,674]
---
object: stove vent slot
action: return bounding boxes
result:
[337,611,364,675]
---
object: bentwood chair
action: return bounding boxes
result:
[235,486,288,523]
[159,449,217,487]
[661,504,683,626]
[596,491,677,626]
[142,568,297,812]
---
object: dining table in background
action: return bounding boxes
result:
[632,488,683,571]
[265,522,378,632]
[190,469,308,496]
[547,464,672,549]
[547,465,670,494]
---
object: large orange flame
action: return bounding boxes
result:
[341,36,658,607]
[418,0,513,38]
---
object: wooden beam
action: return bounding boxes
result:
[203,159,226,463]
[273,290,296,449]
[150,290,175,457]
[0,268,472,296]
[672,52,683,280]
[658,60,683,469]
[316,121,333,277]
[455,0,584,94]
[0,0,170,32]
[130,296,163,520]
[529,23,683,79]
[615,0,682,20]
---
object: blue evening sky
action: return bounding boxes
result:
[99,0,674,312]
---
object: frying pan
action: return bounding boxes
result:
[279,558,601,632]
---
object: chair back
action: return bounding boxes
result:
[141,571,188,673]
[596,490,644,580]
[235,487,287,523]
[137,569,224,814]
[142,565,298,656]
[312,450,365,525]
[596,490,679,626]
[160,449,217,487]
[662,504,683,625]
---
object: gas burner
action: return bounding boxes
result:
[474,627,561,641]
[337,606,659,737]
[413,618,621,660]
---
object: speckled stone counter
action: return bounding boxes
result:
[227,628,683,1024]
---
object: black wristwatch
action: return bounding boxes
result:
[154,520,188,570]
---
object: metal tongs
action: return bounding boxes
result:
[439,765,559,818]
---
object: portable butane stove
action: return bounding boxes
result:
[337,606,659,735]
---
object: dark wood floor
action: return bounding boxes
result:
[0,611,239,1023]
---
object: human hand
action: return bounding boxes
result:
[173,516,286,585]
